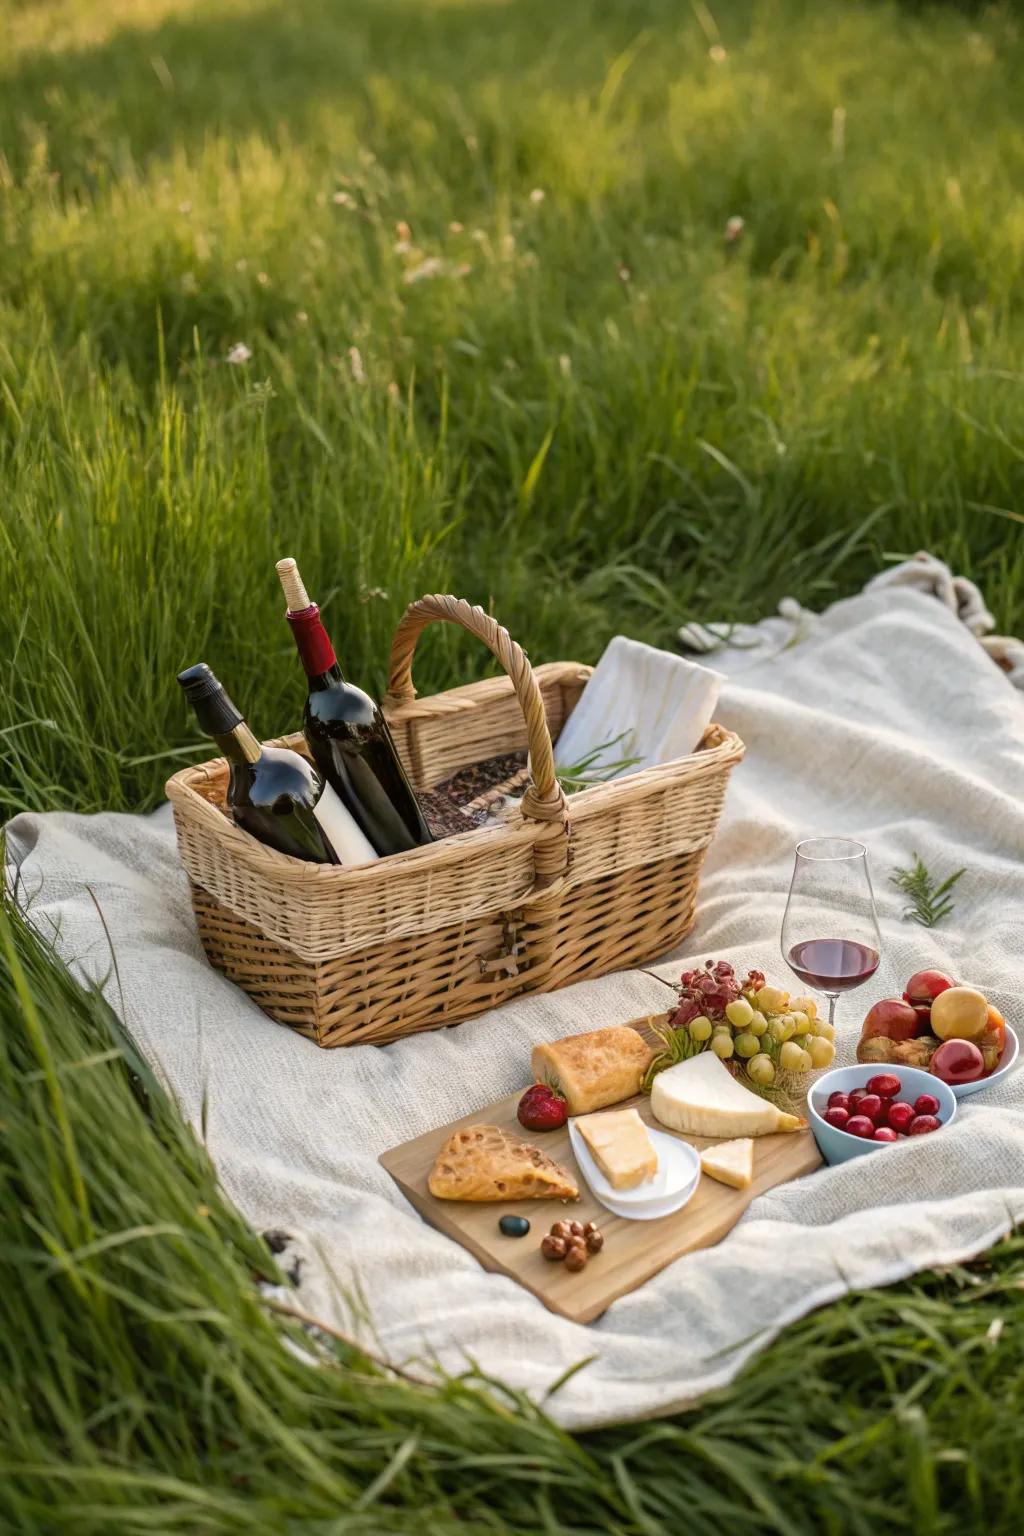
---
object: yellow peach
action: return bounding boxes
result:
[930,985,989,1043]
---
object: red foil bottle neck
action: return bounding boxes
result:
[286,605,338,676]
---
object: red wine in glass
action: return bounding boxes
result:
[780,838,882,1027]
[786,938,880,992]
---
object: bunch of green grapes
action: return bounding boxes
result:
[686,983,836,1089]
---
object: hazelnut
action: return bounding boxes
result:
[564,1244,588,1272]
[540,1234,567,1261]
[568,1220,585,1238]
[585,1229,604,1253]
[582,1221,599,1237]
[550,1220,573,1240]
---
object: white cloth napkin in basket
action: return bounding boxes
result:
[553,636,723,779]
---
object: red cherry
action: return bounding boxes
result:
[873,1126,898,1142]
[908,1114,942,1135]
[857,1094,883,1123]
[824,1106,850,1129]
[848,1088,869,1109]
[827,1091,852,1113]
[914,1093,940,1118]
[846,1115,876,1139]
[866,1074,901,1099]
[886,1101,916,1133]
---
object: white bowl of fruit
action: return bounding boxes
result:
[808,1065,957,1165]
[857,970,1018,1098]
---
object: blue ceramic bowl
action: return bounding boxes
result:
[808,1064,957,1166]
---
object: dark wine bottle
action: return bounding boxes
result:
[177,663,378,867]
[276,558,433,856]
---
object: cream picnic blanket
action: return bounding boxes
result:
[6,587,1024,1429]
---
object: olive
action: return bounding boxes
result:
[498,1215,530,1239]
[564,1244,588,1273]
[541,1234,567,1261]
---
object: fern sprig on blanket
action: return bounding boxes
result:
[890,854,965,928]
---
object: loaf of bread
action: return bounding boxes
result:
[531,1026,653,1116]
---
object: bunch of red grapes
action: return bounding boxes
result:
[671,960,765,1027]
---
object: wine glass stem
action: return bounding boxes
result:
[826,992,839,1028]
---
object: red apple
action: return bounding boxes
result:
[860,998,922,1043]
[903,969,955,1008]
[931,1038,985,1085]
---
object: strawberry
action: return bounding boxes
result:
[517,1084,568,1132]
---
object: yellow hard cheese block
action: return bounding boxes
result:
[651,1052,805,1138]
[575,1107,658,1190]
[699,1138,754,1190]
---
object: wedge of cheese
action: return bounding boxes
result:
[575,1107,658,1190]
[651,1053,805,1138]
[700,1138,754,1190]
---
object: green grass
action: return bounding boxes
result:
[3,0,1024,814]
[2,0,1024,1527]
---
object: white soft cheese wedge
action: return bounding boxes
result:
[651,1053,805,1138]
[700,1138,754,1190]
[575,1108,658,1190]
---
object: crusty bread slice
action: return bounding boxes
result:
[427,1124,578,1202]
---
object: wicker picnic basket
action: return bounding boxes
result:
[166,595,744,1047]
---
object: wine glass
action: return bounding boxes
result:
[780,837,882,1029]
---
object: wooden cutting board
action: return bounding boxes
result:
[379,1024,822,1324]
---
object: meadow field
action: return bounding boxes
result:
[2,0,1024,1529]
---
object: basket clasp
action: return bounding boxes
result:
[478,912,525,976]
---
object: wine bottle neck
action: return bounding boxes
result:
[218,722,262,765]
[179,663,261,754]
[286,604,344,685]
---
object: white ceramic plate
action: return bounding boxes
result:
[951,1023,1019,1098]
[568,1119,701,1221]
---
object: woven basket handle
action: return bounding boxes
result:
[385,595,569,879]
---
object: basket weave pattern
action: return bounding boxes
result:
[167,596,744,1046]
